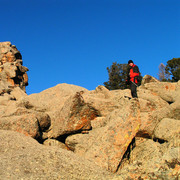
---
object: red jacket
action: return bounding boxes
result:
[129,64,139,83]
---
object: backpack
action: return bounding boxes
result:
[133,65,142,86]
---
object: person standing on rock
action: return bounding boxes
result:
[127,60,140,98]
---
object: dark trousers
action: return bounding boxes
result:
[130,81,138,98]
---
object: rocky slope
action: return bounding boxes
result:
[0,42,179,179]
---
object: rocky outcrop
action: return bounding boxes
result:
[154,118,180,142]
[118,138,180,179]
[0,130,114,180]
[141,74,159,85]
[0,42,28,94]
[142,81,180,103]
[0,95,51,140]
[66,98,140,172]
[47,91,99,138]
[0,43,179,179]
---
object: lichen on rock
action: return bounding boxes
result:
[0,41,28,94]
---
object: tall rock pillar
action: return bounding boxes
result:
[0,42,28,94]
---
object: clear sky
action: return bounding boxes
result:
[1,0,180,95]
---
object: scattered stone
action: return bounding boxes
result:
[43,139,67,150]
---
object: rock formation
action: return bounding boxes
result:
[0,42,179,179]
[0,130,114,179]
[0,42,28,94]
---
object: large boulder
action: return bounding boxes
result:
[13,84,91,138]
[138,89,169,111]
[137,102,180,138]
[20,83,88,113]
[0,110,51,139]
[118,138,179,180]
[65,127,101,155]
[133,88,169,138]
[0,97,51,139]
[154,118,180,143]
[129,139,164,164]
[142,81,180,103]
[47,92,99,138]
[136,86,180,138]
[0,115,40,139]
[82,86,121,117]
[66,99,141,173]
[0,130,114,180]
[162,146,180,166]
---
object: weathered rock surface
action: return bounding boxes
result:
[82,85,121,117]
[10,86,27,100]
[47,91,99,138]
[0,43,179,179]
[0,107,51,139]
[118,138,180,179]
[66,99,141,173]
[0,130,114,180]
[141,74,159,85]
[0,42,28,94]
[138,88,169,111]
[43,139,68,150]
[137,100,180,138]
[154,118,180,142]
[91,116,107,129]
[65,128,101,154]
[20,83,88,112]
[142,81,180,103]
[0,88,51,140]
[0,115,40,138]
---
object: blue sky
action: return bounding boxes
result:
[1,0,179,94]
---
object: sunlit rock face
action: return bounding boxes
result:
[0,41,28,94]
[0,42,180,179]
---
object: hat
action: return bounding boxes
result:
[128,60,133,64]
